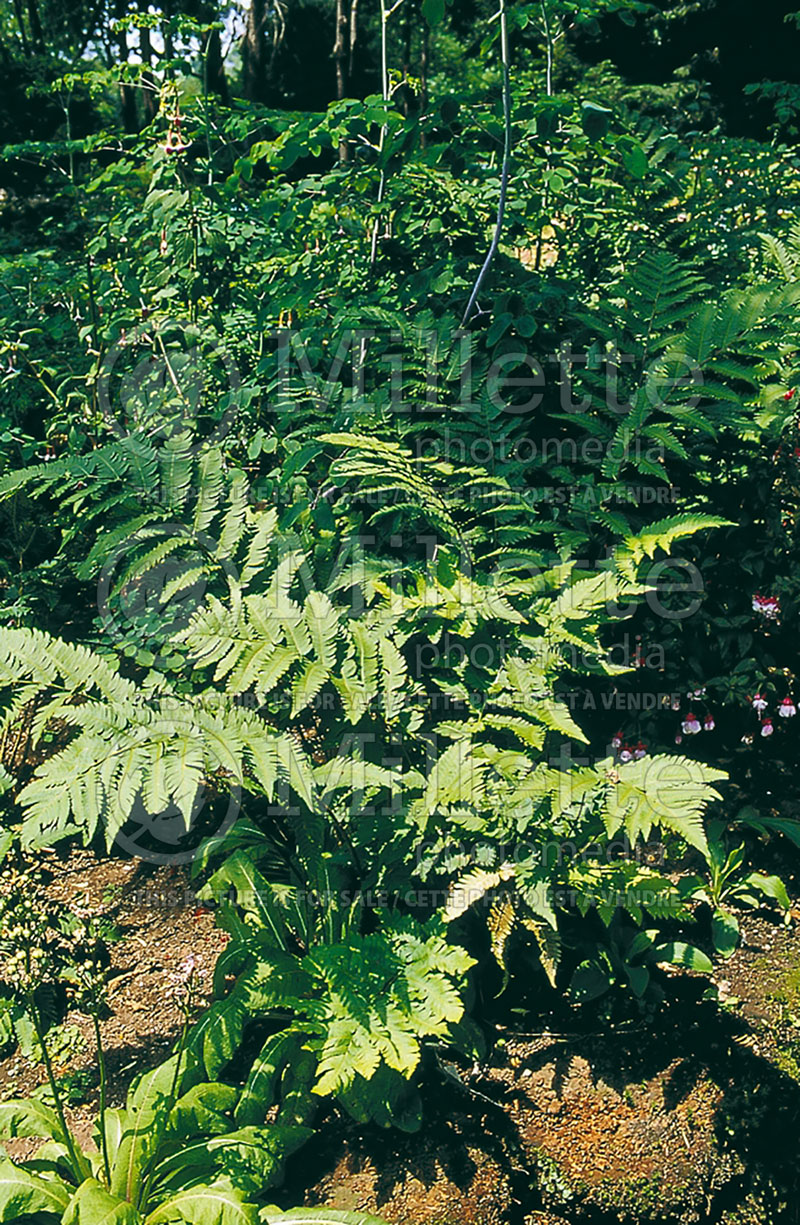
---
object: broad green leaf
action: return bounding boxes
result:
[421,0,445,25]
[144,1179,258,1225]
[0,1157,71,1220]
[63,1178,144,1225]
[712,908,740,958]
[654,942,713,974]
[0,1099,67,1143]
[111,1059,179,1204]
[569,961,610,1003]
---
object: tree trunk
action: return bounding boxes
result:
[334,0,347,160]
[11,0,30,54]
[401,0,411,116]
[115,0,138,132]
[140,24,159,123]
[26,0,44,50]
[203,26,228,102]
[348,0,359,79]
[241,0,270,102]
[420,19,428,147]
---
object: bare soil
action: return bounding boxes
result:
[3,850,800,1224]
[294,913,800,1225]
[0,849,227,1155]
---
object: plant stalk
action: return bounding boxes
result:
[28,995,85,1179]
[461,0,511,327]
[92,1010,111,1186]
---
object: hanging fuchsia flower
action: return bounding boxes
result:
[619,745,633,763]
[761,718,774,737]
[752,593,780,620]
[682,712,701,735]
[634,741,647,760]
[703,713,715,731]
[780,697,797,718]
[674,732,683,745]
[671,696,681,711]
[611,731,623,750]
[752,693,768,712]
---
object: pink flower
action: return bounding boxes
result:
[633,741,647,760]
[682,712,701,735]
[780,697,796,718]
[752,593,780,620]
[171,955,200,985]
[611,732,623,750]
[752,693,768,712]
[674,733,683,745]
[703,714,715,731]
[761,718,774,737]
[619,746,633,763]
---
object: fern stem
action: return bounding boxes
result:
[461,0,511,328]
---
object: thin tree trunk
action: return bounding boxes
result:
[348,0,359,79]
[140,24,159,123]
[26,0,44,50]
[115,0,138,132]
[334,0,348,160]
[203,26,228,101]
[242,0,268,102]
[461,0,511,327]
[420,20,428,148]
[401,0,411,116]
[11,0,30,54]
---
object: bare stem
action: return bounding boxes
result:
[461,0,511,328]
[92,1011,111,1186]
[29,996,85,1181]
[540,0,553,97]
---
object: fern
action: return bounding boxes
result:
[188,889,474,1125]
[566,258,800,487]
[0,627,317,849]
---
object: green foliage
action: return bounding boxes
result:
[569,917,714,1008]
[685,820,791,958]
[2,0,800,1197]
[0,1053,311,1222]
